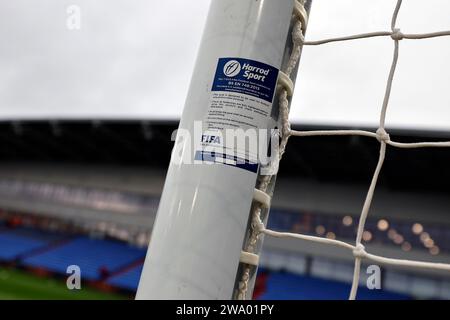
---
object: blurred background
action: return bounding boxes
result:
[1,122,450,300]
[1,0,450,299]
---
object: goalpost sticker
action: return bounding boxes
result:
[195,57,279,173]
[212,58,279,103]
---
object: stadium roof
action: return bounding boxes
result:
[1,120,449,193]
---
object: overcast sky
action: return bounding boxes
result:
[0,0,450,130]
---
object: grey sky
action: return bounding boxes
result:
[0,0,449,130]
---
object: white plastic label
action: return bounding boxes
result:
[195,57,279,173]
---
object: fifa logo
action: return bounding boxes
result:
[201,135,221,144]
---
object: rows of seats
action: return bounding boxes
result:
[105,263,410,300]
[107,264,143,291]
[22,237,146,280]
[0,225,413,298]
[256,271,410,300]
[268,209,450,254]
[0,227,65,261]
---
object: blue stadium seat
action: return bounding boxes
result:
[22,237,146,281]
[257,272,410,300]
[106,264,143,291]
[0,228,63,261]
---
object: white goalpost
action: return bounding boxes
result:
[136,0,306,299]
[137,0,450,300]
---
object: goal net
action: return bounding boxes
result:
[136,0,450,300]
[236,0,450,300]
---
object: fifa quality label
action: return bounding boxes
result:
[195,57,279,173]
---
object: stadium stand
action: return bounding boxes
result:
[268,209,450,254]
[0,227,67,261]
[256,271,410,300]
[22,237,146,280]
[105,263,411,299]
[107,264,144,291]
[0,221,438,299]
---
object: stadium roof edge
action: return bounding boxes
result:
[0,119,449,139]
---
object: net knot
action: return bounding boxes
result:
[391,28,404,41]
[252,213,265,234]
[292,21,305,45]
[353,243,366,259]
[376,128,390,143]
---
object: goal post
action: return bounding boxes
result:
[136,0,311,299]
[136,0,450,301]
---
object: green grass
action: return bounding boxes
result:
[0,267,128,300]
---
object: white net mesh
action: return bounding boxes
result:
[239,0,450,300]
